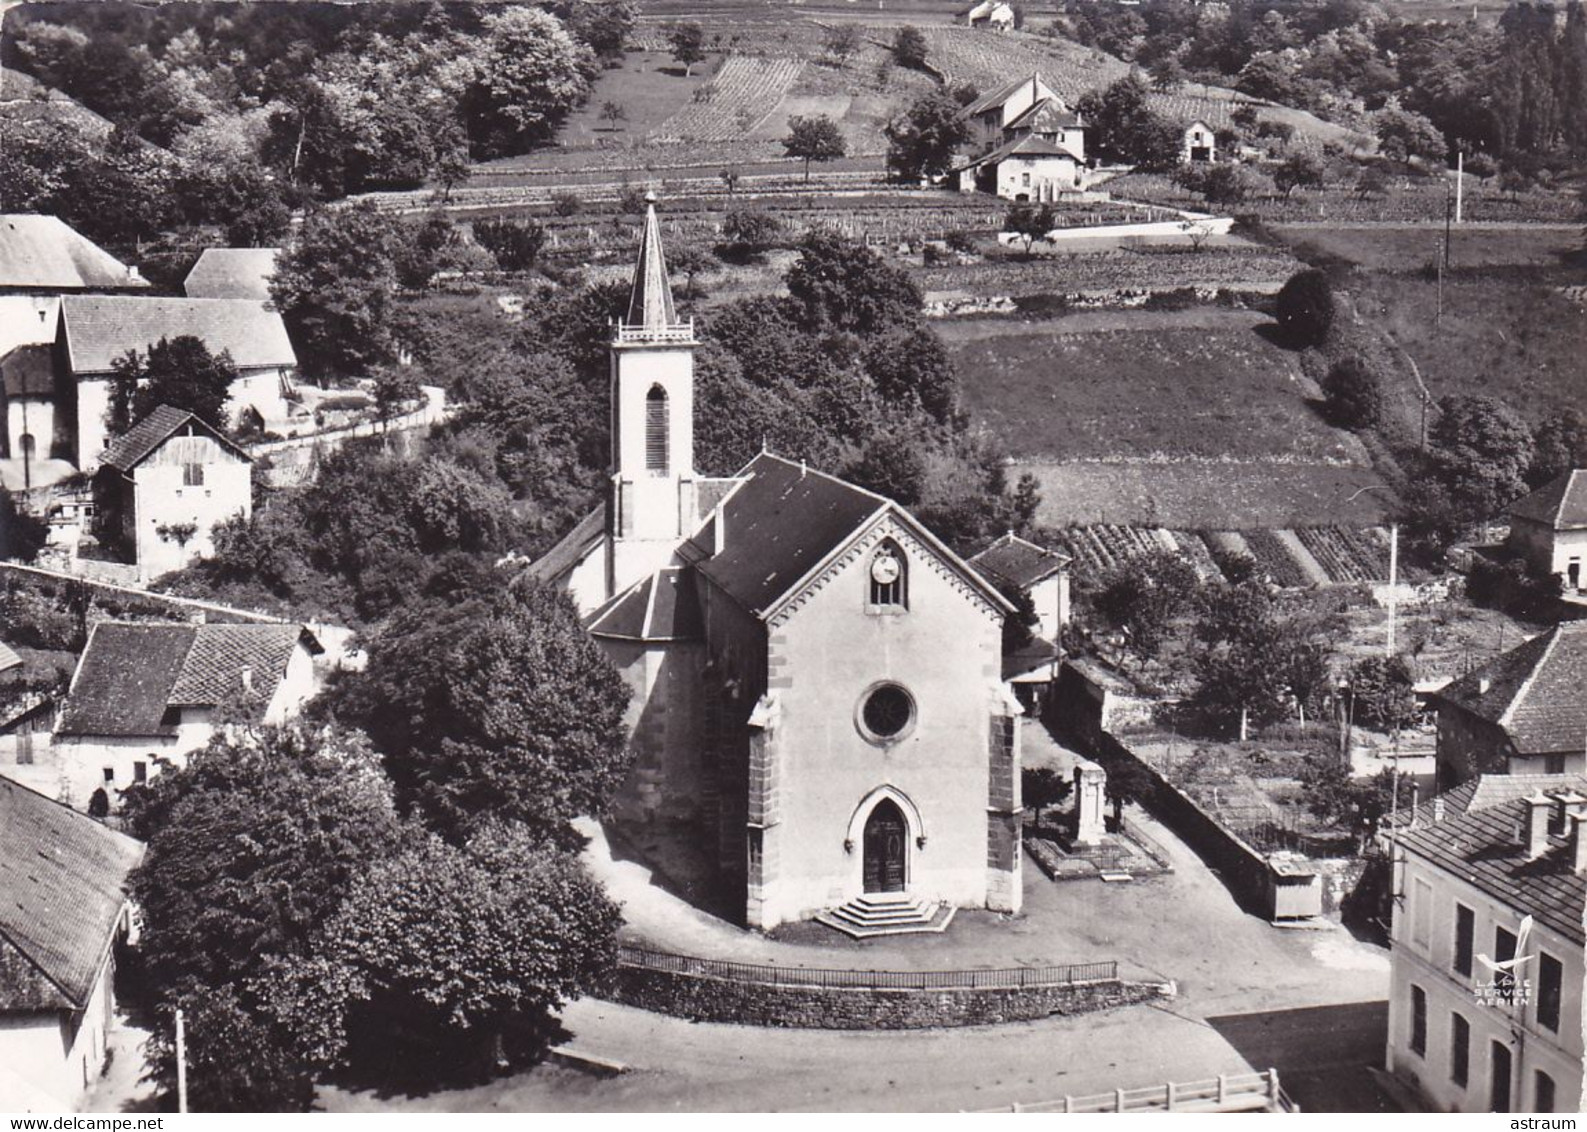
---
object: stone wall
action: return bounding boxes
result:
[605,967,1169,1030]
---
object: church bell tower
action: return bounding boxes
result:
[608,193,698,596]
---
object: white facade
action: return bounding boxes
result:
[114,431,252,580]
[1182,120,1216,163]
[1510,518,1587,593]
[1387,821,1584,1112]
[996,153,1086,201]
[0,943,115,1112]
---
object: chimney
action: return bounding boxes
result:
[1572,814,1587,874]
[1478,676,1491,695]
[1433,797,1446,823]
[1555,789,1587,821]
[1523,791,1552,859]
[240,665,254,695]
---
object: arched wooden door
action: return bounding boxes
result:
[862,799,907,893]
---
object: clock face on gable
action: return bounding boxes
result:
[871,553,900,585]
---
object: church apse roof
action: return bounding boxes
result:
[587,567,703,642]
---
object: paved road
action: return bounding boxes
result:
[326,803,1399,1113]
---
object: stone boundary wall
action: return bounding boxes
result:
[604,964,1170,1030]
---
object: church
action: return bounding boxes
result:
[533,199,1026,931]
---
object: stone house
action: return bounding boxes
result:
[0,215,148,472]
[955,75,1089,200]
[0,774,143,1111]
[969,532,1071,708]
[58,294,297,467]
[1508,470,1587,594]
[51,621,321,809]
[958,0,1015,29]
[1386,782,1584,1112]
[1182,119,1217,163]
[1428,621,1587,789]
[92,404,253,581]
[532,200,1025,932]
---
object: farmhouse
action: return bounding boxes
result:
[1182,119,1216,163]
[0,215,147,474]
[1507,470,1587,594]
[532,200,1026,932]
[58,294,297,467]
[0,775,142,1112]
[183,247,281,301]
[956,75,1088,199]
[958,0,1015,29]
[1428,621,1587,789]
[52,621,322,809]
[92,404,253,581]
[1386,781,1584,1113]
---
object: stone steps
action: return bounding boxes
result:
[814,893,958,939]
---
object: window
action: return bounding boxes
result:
[102,767,114,783]
[1490,1041,1512,1112]
[1544,754,1566,774]
[1537,952,1562,1032]
[1411,878,1432,948]
[183,462,205,486]
[644,386,668,475]
[1410,985,1427,1056]
[1535,1071,1555,1114]
[1495,926,1518,999]
[1450,1012,1469,1087]
[1021,171,1031,187]
[859,683,915,743]
[1454,904,1474,977]
[868,543,906,609]
[133,761,148,784]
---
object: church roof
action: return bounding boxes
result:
[588,567,704,642]
[1510,470,1587,531]
[625,197,677,330]
[690,453,1012,621]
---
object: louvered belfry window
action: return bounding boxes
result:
[645,385,669,474]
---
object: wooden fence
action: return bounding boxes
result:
[976,1069,1297,1113]
[616,945,1117,991]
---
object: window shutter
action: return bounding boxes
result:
[645,387,668,474]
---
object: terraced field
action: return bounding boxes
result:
[653,55,806,142]
[1043,524,1397,587]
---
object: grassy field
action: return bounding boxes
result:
[1276,223,1587,273]
[945,310,1361,462]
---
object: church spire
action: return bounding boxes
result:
[625,192,678,331]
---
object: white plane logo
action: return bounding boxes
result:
[1476,914,1534,978]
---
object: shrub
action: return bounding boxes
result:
[1321,357,1383,430]
[551,191,583,217]
[1274,268,1334,347]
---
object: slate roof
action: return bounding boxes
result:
[57,622,317,737]
[0,641,20,674]
[1510,470,1587,531]
[61,295,296,374]
[956,133,1084,173]
[0,344,55,398]
[0,775,143,1012]
[588,567,704,642]
[1432,622,1587,755]
[625,200,677,330]
[525,506,607,586]
[964,73,1049,118]
[182,248,281,301]
[970,532,1070,590]
[690,453,1011,620]
[1395,780,1587,946]
[100,404,251,475]
[0,214,147,292]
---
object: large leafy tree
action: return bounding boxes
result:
[1094,549,1199,657]
[260,824,621,1077]
[1191,582,1334,729]
[1075,74,1181,169]
[465,7,593,158]
[884,89,971,182]
[270,202,404,380]
[1528,408,1587,486]
[1429,394,1535,520]
[108,335,238,437]
[329,576,633,843]
[785,228,924,337]
[783,114,847,181]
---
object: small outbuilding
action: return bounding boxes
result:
[1508,469,1587,594]
[958,0,1015,29]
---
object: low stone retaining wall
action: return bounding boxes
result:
[604,949,1168,1030]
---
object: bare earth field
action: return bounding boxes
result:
[1276,223,1587,272]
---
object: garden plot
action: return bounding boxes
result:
[654,56,806,143]
[1042,525,1394,587]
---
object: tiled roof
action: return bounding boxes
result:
[1395,780,1587,946]
[588,567,704,642]
[168,623,315,706]
[691,453,1011,620]
[963,73,1046,117]
[0,344,55,398]
[525,506,607,586]
[970,532,1070,590]
[1004,637,1060,681]
[0,774,143,1011]
[57,622,317,737]
[183,248,281,301]
[0,641,21,674]
[1433,622,1587,755]
[100,404,251,474]
[1004,96,1083,134]
[0,214,147,292]
[1384,772,1581,831]
[1510,470,1587,531]
[957,133,1084,173]
[61,295,296,374]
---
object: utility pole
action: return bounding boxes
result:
[175,1008,189,1114]
[1387,522,1399,659]
[1454,150,1464,224]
